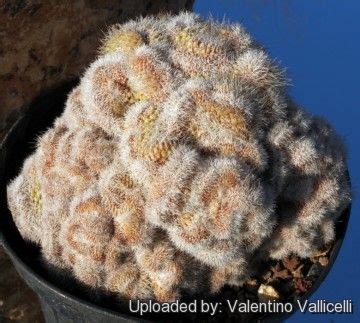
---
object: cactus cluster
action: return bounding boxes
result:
[7,12,350,302]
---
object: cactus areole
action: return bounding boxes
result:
[7,13,351,304]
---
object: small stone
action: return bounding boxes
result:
[294,278,313,294]
[258,284,280,301]
[262,271,272,281]
[246,278,258,286]
[9,307,24,320]
[318,256,329,267]
[271,264,291,280]
[282,255,301,272]
[307,262,323,278]
[292,264,304,279]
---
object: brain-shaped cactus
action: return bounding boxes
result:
[7,12,351,302]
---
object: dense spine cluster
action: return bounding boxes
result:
[7,12,351,302]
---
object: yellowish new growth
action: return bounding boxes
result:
[29,177,42,214]
[102,29,144,55]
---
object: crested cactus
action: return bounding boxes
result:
[7,12,351,302]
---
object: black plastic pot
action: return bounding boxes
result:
[0,81,351,322]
